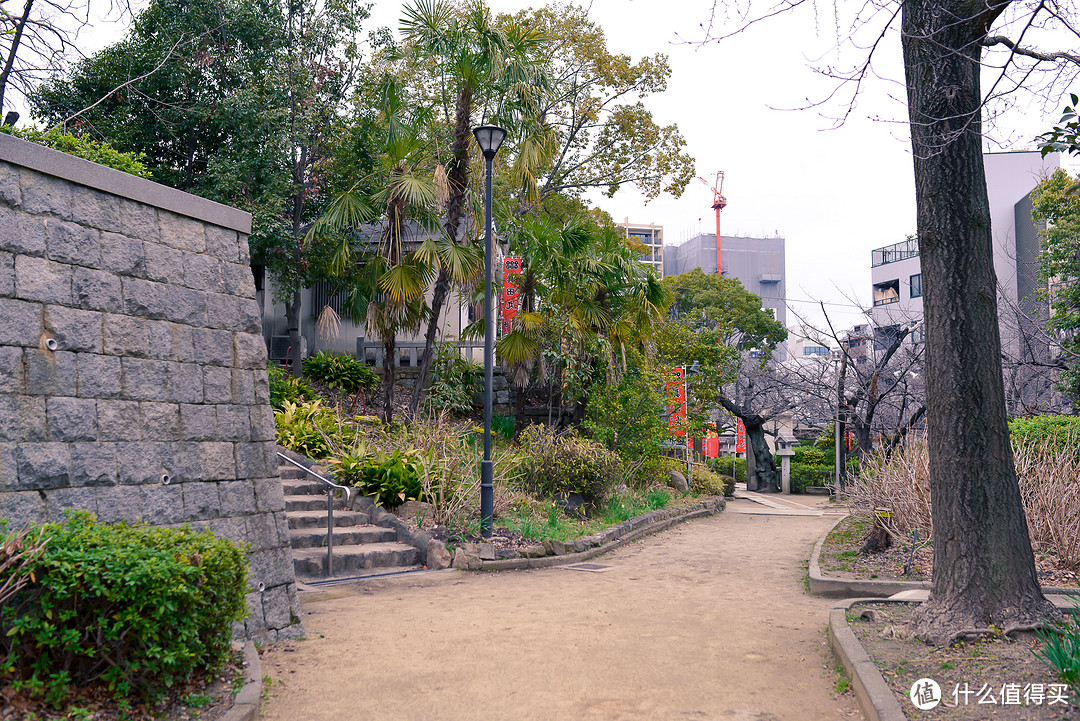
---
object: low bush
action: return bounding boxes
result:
[328,445,426,508]
[1034,600,1080,706]
[302,351,379,394]
[791,462,831,493]
[1010,415,1080,452]
[690,465,733,497]
[421,342,481,416]
[274,399,357,459]
[519,425,622,509]
[794,444,830,467]
[0,513,247,707]
[709,456,747,483]
[632,454,683,488]
[267,364,318,411]
[0,126,151,178]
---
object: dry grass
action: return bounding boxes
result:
[850,433,1080,570]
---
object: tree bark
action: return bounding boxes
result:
[381,334,395,425]
[744,419,779,493]
[285,291,303,378]
[902,0,1057,644]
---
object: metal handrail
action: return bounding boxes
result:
[277,452,352,577]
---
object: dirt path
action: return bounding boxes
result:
[262,495,860,721]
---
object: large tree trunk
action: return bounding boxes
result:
[903,0,1057,644]
[285,291,303,378]
[381,335,395,425]
[744,420,779,492]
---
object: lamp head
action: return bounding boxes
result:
[473,125,507,160]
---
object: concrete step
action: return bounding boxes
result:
[289,526,396,549]
[288,509,369,529]
[281,478,336,496]
[278,465,311,480]
[292,542,421,578]
[284,494,352,513]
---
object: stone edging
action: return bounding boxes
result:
[809,514,1080,598]
[828,599,909,721]
[222,641,262,721]
[459,497,726,572]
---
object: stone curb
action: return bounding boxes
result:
[467,497,726,572]
[809,514,1080,598]
[221,641,262,721]
[828,599,909,721]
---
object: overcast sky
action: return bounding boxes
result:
[69,0,1076,335]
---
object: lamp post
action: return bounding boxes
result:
[473,124,507,539]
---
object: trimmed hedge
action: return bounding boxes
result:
[1,513,247,706]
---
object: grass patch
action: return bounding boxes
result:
[499,486,683,543]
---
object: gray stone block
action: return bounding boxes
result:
[0,443,16,491]
[141,402,180,441]
[208,515,246,544]
[167,362,204,403]
[121,357,169,401]
[253,370,269,405]
[46,218,101,267]
[232,369,255,404]
[77,353,122,398]
[253,477,285,512]
[71,442,118,487]
[21,169,72,218]
[183,252,222,292]
[196,328,233,366]
[143,242,183,283]
[234,332,266,369]
[15,255,71,304]
[141,483,185,524]
[183,480,220,519]
[159,210,205,253]
[0,346,22,393]
[244,512,279,551]
[164,441,201,482]
[100,232,144,276]
[222,262,256,297]
[249,547,295,588]
[216,404,249,441]
[0,297,41,346]
[102,313,148,357]
[116,441,164,485]
[206,294,240,330]
[261,584,292,630]
[199,441,235,480]
[45,306,103,352]
[96,399,141,441]
[24,349,77,396]
[0,162,20,208]
[180,403,216,440]
[0,250,13,296]
[164,285,207,326]
[219,479,256,516]
[243,592,267,637]
[43,486,97,522]
[237,298,261,333]
[235,443,266,479]
[16,442,70,489]
[147,322,194,362]
[262,442,278,478]
[205,225,240,263]
[121,277,167,319]
[0,396,16,441]
[14,396,46,441]
[0,205,45,255]
[0,490,45,527]
[249,405,275,442]
[119,199,157,242]
[71,185,121,232]
[46,396,97,441]
[72,266,122,313]
[202,366,231,403]
[95,485,141,522]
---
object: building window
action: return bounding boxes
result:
[910,325,925,344]
[803,345,829,356]
[910,273,922,298]
[873,279,900,306]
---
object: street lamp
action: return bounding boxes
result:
[473,124,507,539]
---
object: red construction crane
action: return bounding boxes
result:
[698,172,727,275]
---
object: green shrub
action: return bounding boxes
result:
[1034,601,1080,705]
[794,444,829,466]
[632,454,683,487]
[692,465,734,497]
[328,446,426,508]
[582,362,666,463]
[0,126,152,178]
[791,462,831,493]
[274,399,356,458]
[1010,415,1080,451]
[519,425,622,509]
[0,512,247,706]
[267,364,318,411]
[422,342,481,416]
[302,351,379,394]
[709,456,747,483]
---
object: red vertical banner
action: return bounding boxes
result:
[735,420,746,453]
[500,257,522,335]
[664,367,686,437]
[705,431,719,458]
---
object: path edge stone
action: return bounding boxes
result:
[470,496,726,572]
[828,599,909,721]
[809,514,1080,598]
[222,640,262,721]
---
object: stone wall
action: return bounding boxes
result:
[0,133,301,641]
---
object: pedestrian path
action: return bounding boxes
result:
[733,486,847,516]
[261,501,860,721]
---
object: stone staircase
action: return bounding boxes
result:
[280,459,423,581]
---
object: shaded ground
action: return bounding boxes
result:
[849,602,1078,720]
[262,496,859,721]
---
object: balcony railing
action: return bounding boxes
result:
[871,238,920,267]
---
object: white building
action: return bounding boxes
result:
[616,220,664,278]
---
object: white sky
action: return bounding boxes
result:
[59,0,1079,335]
